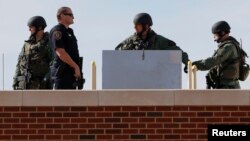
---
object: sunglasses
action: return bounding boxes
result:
[63,13,74,17]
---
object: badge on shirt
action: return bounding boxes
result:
[53,31,62,40]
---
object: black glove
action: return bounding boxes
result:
[184,64,188,73]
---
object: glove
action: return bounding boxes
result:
[184,64,188,73]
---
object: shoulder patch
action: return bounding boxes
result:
[53,31,62,40]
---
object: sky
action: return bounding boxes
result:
[0,0,250,90]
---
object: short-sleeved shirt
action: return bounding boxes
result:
[50,23,80,68]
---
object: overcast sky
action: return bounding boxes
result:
[0,0,250,90]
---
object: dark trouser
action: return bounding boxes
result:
[53,74,77,89]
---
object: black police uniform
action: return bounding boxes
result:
[50,23,80,89]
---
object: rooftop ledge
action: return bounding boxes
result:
[0,90,249,106]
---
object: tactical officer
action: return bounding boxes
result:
[115,13,190,72]
[50,7,82,89]
[193,21,241,89]
[13,16,53,90]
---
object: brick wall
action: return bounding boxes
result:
[0,106,249,140]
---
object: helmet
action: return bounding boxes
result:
[133,13,153,26]
[27,16,47,28]
[212,21,230,34]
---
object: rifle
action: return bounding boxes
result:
[76,57,85,89]
[205,74,215,89]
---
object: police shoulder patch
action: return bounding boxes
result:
[53,31,62,40]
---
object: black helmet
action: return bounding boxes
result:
[27,16,47,29]
[212,21,230,34]
[133,13,153,26]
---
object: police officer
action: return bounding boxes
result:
[192,21,240,89]
[50,7,81,89]
[115,13,190,72]
[13,16,53,90]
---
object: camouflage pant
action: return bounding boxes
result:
[217,80,240,89]
[16,79,52,90]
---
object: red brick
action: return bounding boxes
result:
[164,123,179,128]
[189,106,205,111]
[63,135,79,139]
[21,107,36,111]
[105,106,121,111]
[190,118,205,122]
[197,112,213,117]
[197,124,207,128]
[4,118,19,123]
[37,118,53,123]
[181,124,196,128]
[139,129,155,134]
[190,129,206,134]
[54,106,70,111]
[71,129,87,134]
[37,107,53,112]
[71,107,87,111]
[0,130,2,134]
[240,118,250,122]
[156,118,172,122]
[122,106,138,111]
[96,124,112,128]
[21,118,36,123]
[105,118,120,123]
[55,130,70,134]
[173,106,189,111]
[239,106,250,111]
[4,107,20,112]
[164,112,179,117]
[156,129,172,134]
[46,135,61,140]
[29,113,45,117]
[0,113,11,117]
[88,129,104,134]
[38,130,53,134]
[96,112,112,117]
[0,135,11,140]
[223,106,239,111]
[54,118,70,123]
[205,106,222,111]
[12,135,28,140]
[105,129,122,134]
[63,124,78,128]
[0,119,2,123]
[155,106,171,111]
[148,135,164,139]
[79,124,95,129]
[29,135,44,140]
[206,118,222,122]
[71,118,86,123]
[87,106,104,111]
[130,112,146,117]
[113,112,129,117]
[147,123,163,128]
[13,113,28,117]
[113,123,129,128]
[46,124,62,129]
[21,129,36,134]
[88,118,104,123]
[4,130,20,134]
[63,112,79,117]
[122,118,138,123]
[123,129,138,134]
[47,112,62,117]
[181,112,196,117]
[12,124,28,129]
[0,107,3,112]
[114,135,129,139]
[139,106,155,111]
[165,135,180,139]
[29,124,44,129]
[198,134,207,139]
[214,112,230,117]
[131,124,146,128]
[173,129,189,134]
[231,112,247,117]
[139,118,155,122]
[223,118,239,122]
[80,112,95,117]
[96,135,112,139]
[181,134,197,139]
[173,118,189,122]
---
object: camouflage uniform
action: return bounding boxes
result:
[115,30,190,65]
[13,32,53,89]
[193,36,240,89]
